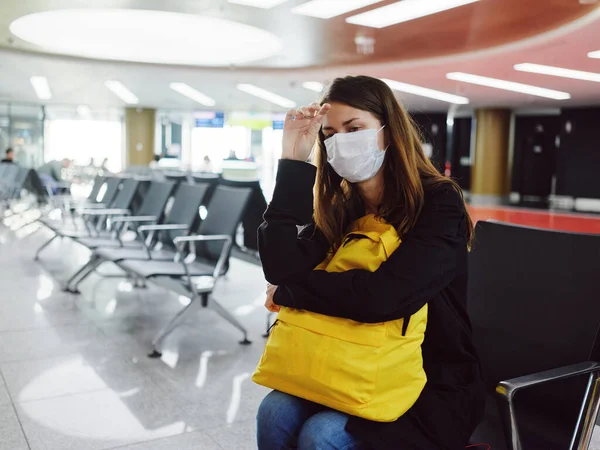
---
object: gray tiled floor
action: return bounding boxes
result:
[110,431,222,450]
[1,218,599,450]
[0,373,12,406]
[0,403,29,450]
[0,223,268,449]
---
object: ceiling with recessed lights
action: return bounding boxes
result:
[1,0,600,114]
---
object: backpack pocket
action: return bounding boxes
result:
[255,307,386,408]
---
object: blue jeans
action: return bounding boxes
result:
[257,390,367,450]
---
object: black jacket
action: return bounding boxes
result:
[259,159,485,450]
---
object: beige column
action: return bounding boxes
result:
[125,108,155,167]
[471,109,511,205]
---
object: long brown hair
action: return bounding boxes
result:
[313,75,473,249]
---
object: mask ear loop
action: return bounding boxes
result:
[378,125,389,151]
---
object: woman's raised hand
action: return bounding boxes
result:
[281,102,331,162]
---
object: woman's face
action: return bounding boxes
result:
[322,102,387,150]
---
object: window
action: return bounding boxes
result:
[190,125,250,171]
[261,127,283,201]
[44,119,123,172]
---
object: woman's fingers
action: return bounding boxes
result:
[266,286,277,298]
[306,103,330,135]
[287,103,328,122]
[282,103,329,160]
[299,106,315,119]
[286,109,303,121]
[309,103,331,126]
[302,103,320,119]
[265,284,280,312]
[285,109,308,122]
[304,103,324,119]
[266,302,280,313]
[318,103,331,116]
[265,295,280,312]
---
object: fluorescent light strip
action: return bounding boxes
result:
[237,84,297,108]
[382,78,469,105]
[346,0,480,28]
[227,0,289,8]
[302,81,324,93]
[104,80,139,105]
[514,63,600,83]
[292,0,384,19]
[588,50,600,59]
[30,76,52,100]
[446,72,571,100]
[170,82,216,107]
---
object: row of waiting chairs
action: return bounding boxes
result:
[128,169,267,253]
[11,163,600,448]
[33,173,254,357]
[162,171,267,252]
[1,163,267,253]
[0,163,48,211]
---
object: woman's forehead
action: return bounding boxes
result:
[322,103,378,128]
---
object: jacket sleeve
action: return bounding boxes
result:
[258,159,329,285]
[274,185,468,323]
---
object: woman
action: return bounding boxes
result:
[256,76,485,450]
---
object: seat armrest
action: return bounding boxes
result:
[107,216,159,243]
[173,234,231,244]
[138,224,188,232]
[74,202,107,209]
[495,361,600,450]
[110,215,158,224]
[174,234,232,280]
[79,208,131,216]
[496,361,600,399]
[136,224,189,259]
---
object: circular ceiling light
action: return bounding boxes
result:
[9,9,284,66]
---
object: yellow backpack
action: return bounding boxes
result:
[253,215,428,423]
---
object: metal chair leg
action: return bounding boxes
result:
[149,292,199,358]
[34,234,57,260]
[64,254,103,293]
[495,389,521,450]
[571,372,600,450]
[207,295,251,345]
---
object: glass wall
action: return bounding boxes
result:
[155,109,287,200]
[261,126,283,201]
[0,103,44,168]
[190,125,251,171]
[44,119,124,172]
[0,104,9,160]
[0,103,124,173]
[154,110,190,169]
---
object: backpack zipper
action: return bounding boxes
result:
[401,316,411,336]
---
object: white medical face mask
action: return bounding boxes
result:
[324,125,387,183]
